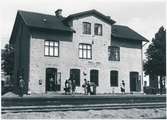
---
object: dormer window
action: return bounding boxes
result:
[94,23,102,36]
[83,22,91,34]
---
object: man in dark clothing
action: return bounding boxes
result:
[64,79,70,95]
[87,81,91,95]
[19,76,25,97]
[82,79,88,95]
[71,79,76,95]
[120,80,125,94]
[49,77,54,91]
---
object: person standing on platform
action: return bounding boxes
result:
[19,76,25,97]
[87,81,91,95]
[82,79,88,95]
[64,79,69,95]
[71,79,76,95]
[120,80,125,94]
[68,78,72,94]
[49,77,54,91]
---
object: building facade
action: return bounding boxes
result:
[10,9,148,94]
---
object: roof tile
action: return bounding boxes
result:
[18,10,74,32]
[112,25,149,42]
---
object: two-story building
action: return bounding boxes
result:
[9,9,148,94]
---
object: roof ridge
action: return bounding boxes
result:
[66,9,116,24]
[18,10,56,17]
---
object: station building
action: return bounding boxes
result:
[10,9,148,94]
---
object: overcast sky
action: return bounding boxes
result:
[0,0,166,49]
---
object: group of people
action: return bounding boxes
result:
[64,78,93,95]
[64,78,76,95]
[19,75,126,97]
[64,79,125,95]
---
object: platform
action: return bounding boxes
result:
[2,92,166,107]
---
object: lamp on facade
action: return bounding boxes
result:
[92,35,95,45]
[92,40,94,44]
[83,72,87,76]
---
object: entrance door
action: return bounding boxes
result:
[130,72,140,92]
[90,70,99,86]
[46,68,60,91]
[70,69,80,86]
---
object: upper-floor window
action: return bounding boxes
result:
[44,40,59,57]
[79,43,92,59]
[94,23,102,36]
[110,70,118,87]
[83,22,91,34]
[108,46,120,61]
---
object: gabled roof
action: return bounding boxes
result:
[65,9,116,25]
[18,10,74,32]
[112,25,149,42]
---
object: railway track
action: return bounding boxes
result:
[2,102,166,113]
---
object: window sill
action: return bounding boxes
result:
[108,60,120,62]
[94,34,102,36]
[79,58,92,60]
[80,34,92,37]
[44,55,59,57]
[83,33,91,35]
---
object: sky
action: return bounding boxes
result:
[0,0,166,49]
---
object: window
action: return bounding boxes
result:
[70,69,80,86]
[108,46,120,61]
[83,22,91,34]
[110,70,118,87]
[90,70,99,86]
[79,43,92,59]
[94,23,102,35]
[44,40,59,57]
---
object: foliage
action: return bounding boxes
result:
[144,26,166,76]
[1,43,14,76]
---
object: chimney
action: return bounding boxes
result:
[55,9,62,17]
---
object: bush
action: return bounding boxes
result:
[1,84,14,95]
[144,86,166,94]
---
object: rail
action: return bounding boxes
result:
[2,102,166,113]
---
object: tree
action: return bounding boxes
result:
[144,26,166,94]
[1,43,14,83]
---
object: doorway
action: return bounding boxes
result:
[70,69,80,86]
[46,68,60,91]
[90,69,99,86]
[130,72,140,92]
